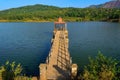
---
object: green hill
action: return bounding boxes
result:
[0,4,64,22]
[0,4,120,22]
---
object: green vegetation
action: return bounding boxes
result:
[0,4,120,22]
[0,52,120,80]
[79,52,120,80]
[0,61,31,80]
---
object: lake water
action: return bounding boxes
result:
[0,22,120,76]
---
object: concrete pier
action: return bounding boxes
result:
[39,18,77,80]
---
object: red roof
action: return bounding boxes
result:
[54,17,66,24]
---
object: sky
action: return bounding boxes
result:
[0,0,111,10]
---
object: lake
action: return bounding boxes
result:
[0,22,120,76]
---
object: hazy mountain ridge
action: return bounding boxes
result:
[89,0,120,8]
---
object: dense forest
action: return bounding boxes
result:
[0,4,120,22]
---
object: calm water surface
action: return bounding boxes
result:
[0,22,120,76]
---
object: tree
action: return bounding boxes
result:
[0,61,22,80]
[81,52,120,80]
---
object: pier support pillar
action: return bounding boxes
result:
[39,64,47,80]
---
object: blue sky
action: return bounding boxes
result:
[0,0,110,10]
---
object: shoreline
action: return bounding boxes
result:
[0,20,52,22]
[0,19,120,23]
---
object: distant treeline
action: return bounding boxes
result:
[0,4,120,22]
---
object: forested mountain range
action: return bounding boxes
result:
[0,4,120,22]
